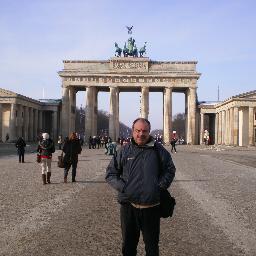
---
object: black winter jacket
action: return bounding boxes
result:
[63,139,82,164]
[105,137,176,205]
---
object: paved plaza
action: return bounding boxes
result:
[0,143,256,256]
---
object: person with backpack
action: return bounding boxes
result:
[15,137,26,163]
[37,133,55,185]
[106,118,176,256]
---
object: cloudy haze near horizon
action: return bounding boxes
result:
[0,0,255,129]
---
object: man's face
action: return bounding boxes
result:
[132,120,150,145]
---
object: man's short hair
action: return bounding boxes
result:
[132,118,151,131]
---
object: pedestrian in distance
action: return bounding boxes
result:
[15,137,26,163]
[62,132,82,183]
[106,118,176,256]
[37,133,55,185]
[57,135,63,150]
[171,136,178,153]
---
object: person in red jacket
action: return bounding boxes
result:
[37,133,55,184]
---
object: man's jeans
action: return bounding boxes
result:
[120,203,160,256]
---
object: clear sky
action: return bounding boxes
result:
[0,0,255,130]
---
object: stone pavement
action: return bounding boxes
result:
[0,143,256,255]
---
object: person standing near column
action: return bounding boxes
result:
[106,118,176,256]
[63,132,82,183]
[37,133,55,185]
[15,137,26,163]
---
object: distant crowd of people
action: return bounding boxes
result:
[10,128,185,186]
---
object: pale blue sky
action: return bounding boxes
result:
[0,0,255,129]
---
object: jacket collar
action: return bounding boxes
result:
[131,136,155,148]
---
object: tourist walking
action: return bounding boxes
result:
[57,135,63,150]
[63,132,82,183]
[106,118,176,256]
[15,137,26,163]
[37,133,55,185]
[171,135,177,153]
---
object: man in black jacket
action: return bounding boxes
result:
[106,118,176,256]
[15,137,26,163]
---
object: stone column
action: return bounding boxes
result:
[9,103,17,141]
[0,104,2,142]
[218,111,222,144]
[85,87,94,140]
[61,86,70,137]
[215,113,219,145]
[185,91,188,144]
[233,107,239,146]
[24,106,29,141]
[69,87,76,134]
[187,87,196,144]
[92,88,98,137]
[225,109,229,145]
[140,86,149,119]
[221,111,225,144]
[229,108,234,145]
[109,87,117,141]
[200,113,204,144]
[115,88,120,139]
[34,109,38,140]
[16,105,23,138]
[248,107,254,146]
[163,87,172,145]
[53,111,58,142]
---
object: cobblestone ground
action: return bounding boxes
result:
[0,143,256,256]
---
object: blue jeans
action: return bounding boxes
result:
[64,161,78,181]
[120,203,160,256]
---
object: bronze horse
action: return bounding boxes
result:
[114,42,122,57]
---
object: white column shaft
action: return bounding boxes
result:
[85,87,94,139]
[188,88,196,144]
[233,107,239,146]
[140,87,149,119]
[163,87,172,145]
[109,87,117,141]
[9,103,17,141]
[248,107,254,146]
[61,87,70,137]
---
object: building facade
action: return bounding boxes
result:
[0,88,61,142]
[199,90,256,146]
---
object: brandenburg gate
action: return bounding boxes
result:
[58,57,201,144]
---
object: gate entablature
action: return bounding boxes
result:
[58,58,200,91]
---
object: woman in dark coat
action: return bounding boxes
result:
[15,137,26,163]
[63,132,82,183]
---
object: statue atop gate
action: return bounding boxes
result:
[114,26,147,58]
